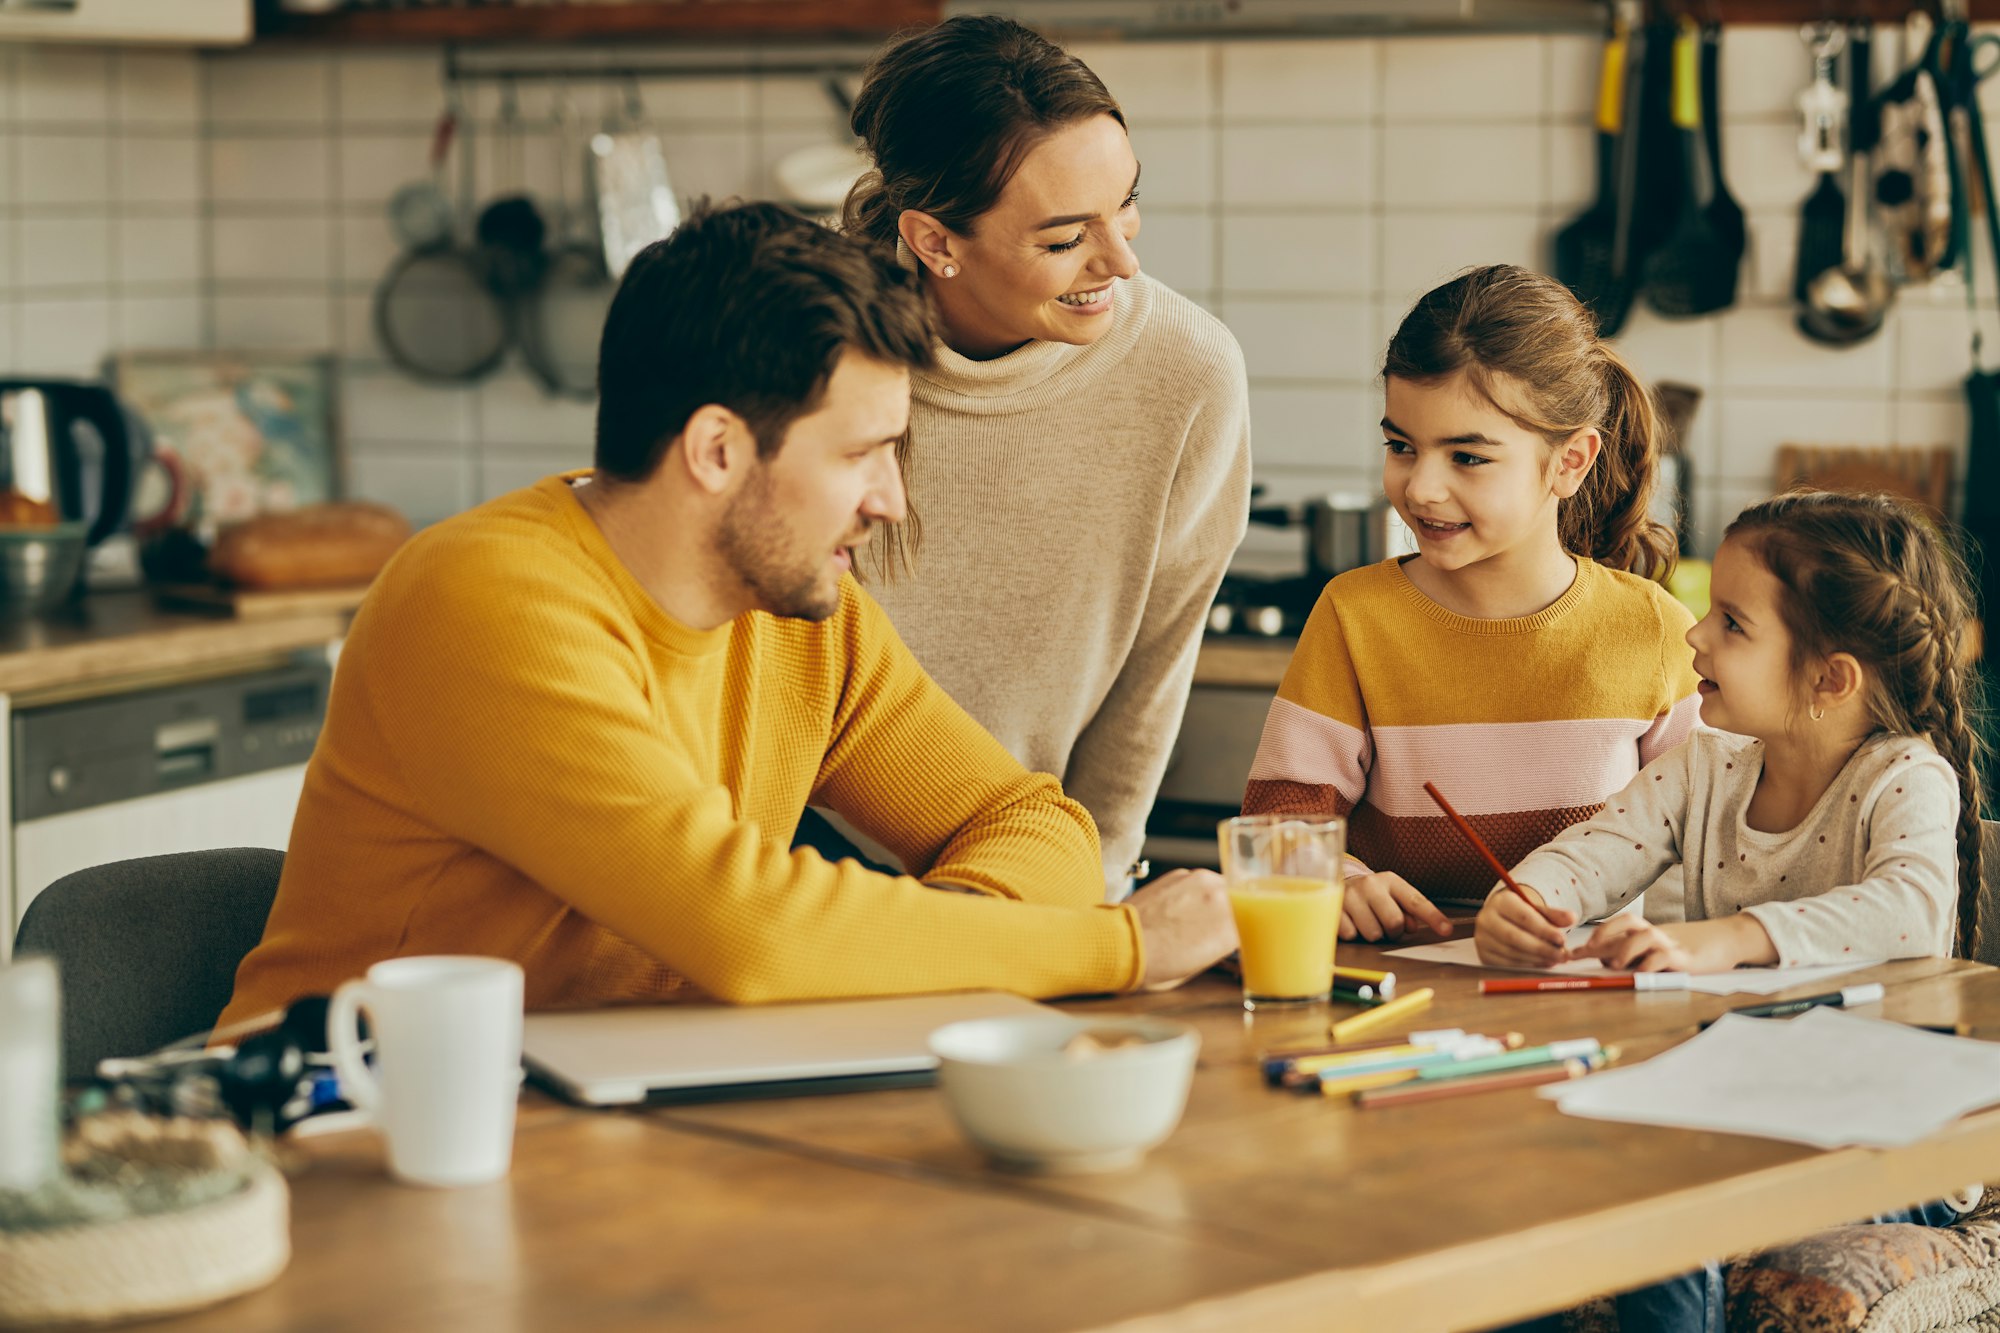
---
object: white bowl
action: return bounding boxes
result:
[928,1014,1199,1174]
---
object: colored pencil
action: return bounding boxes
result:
[1334,966,1397,998]
[1315,1067,1430,1098]
[1259,1028,1465,1071]
[1278,1031,1525,1086]
[1329,987,1435,1042]
[1422,780,1558,923]
[1355,1049,1617,1109]
[1308,1046,1497,1095]
[1332,983,1382,1005]
[1411,1037,1602,1082]
[1279,1040,1444,1080]
[1300,1035,1529,1091]
[1481,974,1690,994]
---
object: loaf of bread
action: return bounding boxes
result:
[208,502,410,590]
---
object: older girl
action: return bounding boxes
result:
[1243,265,1700,940]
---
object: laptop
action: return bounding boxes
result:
[522,990,1055,1106]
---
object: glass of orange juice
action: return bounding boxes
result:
[1218,815,1346,1009]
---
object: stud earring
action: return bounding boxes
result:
[939,264,958,278]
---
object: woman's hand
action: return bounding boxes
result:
[1341,870,1454,942]
[1572,915,1776,973]
[1473,885,1576,968]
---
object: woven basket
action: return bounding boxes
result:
[0,1159,289,1327]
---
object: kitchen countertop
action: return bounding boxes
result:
[1191,635,1294,690]
[0,590,353,700]
[0,595,1284,700]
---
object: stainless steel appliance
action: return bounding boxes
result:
[1208,490,1413,639]
[5,662,329,936]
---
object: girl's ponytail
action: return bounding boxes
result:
[1566,348,1677,583]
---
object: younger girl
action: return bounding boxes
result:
[1478,488,1986,972]
[1243,264,1700,941]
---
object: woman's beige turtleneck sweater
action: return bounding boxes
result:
[865,271,1252,889]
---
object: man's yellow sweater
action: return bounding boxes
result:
[217,476,1143,1029]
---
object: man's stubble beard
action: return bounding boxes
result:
[717,471,842,623]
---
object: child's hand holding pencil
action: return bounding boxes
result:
[1418,780,1578,969]
[1474,885,1578,969]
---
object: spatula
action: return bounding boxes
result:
[1553,20,1628,325]
[1643,19,1738,317]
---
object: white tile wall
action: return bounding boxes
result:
[0,27,1984,549]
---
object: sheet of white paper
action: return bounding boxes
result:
[1382,930,1882,995]
[1541,1008,2000,1148]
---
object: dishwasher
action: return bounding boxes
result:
[7,660,330,935]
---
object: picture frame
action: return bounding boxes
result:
[110,351,342,542]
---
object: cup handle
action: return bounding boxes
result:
[326,979,382,1113]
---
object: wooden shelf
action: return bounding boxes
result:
[255,1,940,45]
[251,0,2000,45]
[1710,1,2000,18]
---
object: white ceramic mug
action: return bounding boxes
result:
[326,955,524,1188]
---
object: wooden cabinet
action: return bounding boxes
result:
[255,1,940,44]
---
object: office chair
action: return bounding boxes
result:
[12,847,284,1080]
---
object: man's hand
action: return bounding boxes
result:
[1341,870,1454,942]
[1127,869,1238,991]
[1473,884,1576,968]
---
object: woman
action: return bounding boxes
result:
[822,15,1252,896]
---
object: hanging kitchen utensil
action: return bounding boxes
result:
[1628,14,1685,271]
[1880,14,1965,283]
[1913,67,1955,278]
[1801,23,1893,346]
[1553,12,1629,327]
[373,84,511,386]
[387,106,458,254]
[1698,22,1746,299]
[1794,22,1849,305]
[1597,8,1655,337]
[591,79,680,281]
[1643,18,1738,318]
[474,80,548,304]
[520,90,614,402]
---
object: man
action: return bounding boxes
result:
[218,202,1235,1028]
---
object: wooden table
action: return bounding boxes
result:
[144,949,2000,1333]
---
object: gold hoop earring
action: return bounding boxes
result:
[939,264,958,278]
[1809,703,1826,722]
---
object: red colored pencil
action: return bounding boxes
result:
[1422,780,1558,923]
[1481,974,1691,994]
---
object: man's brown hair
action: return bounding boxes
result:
[595,200,938,480]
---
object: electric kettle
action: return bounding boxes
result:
[0,380,136,546]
